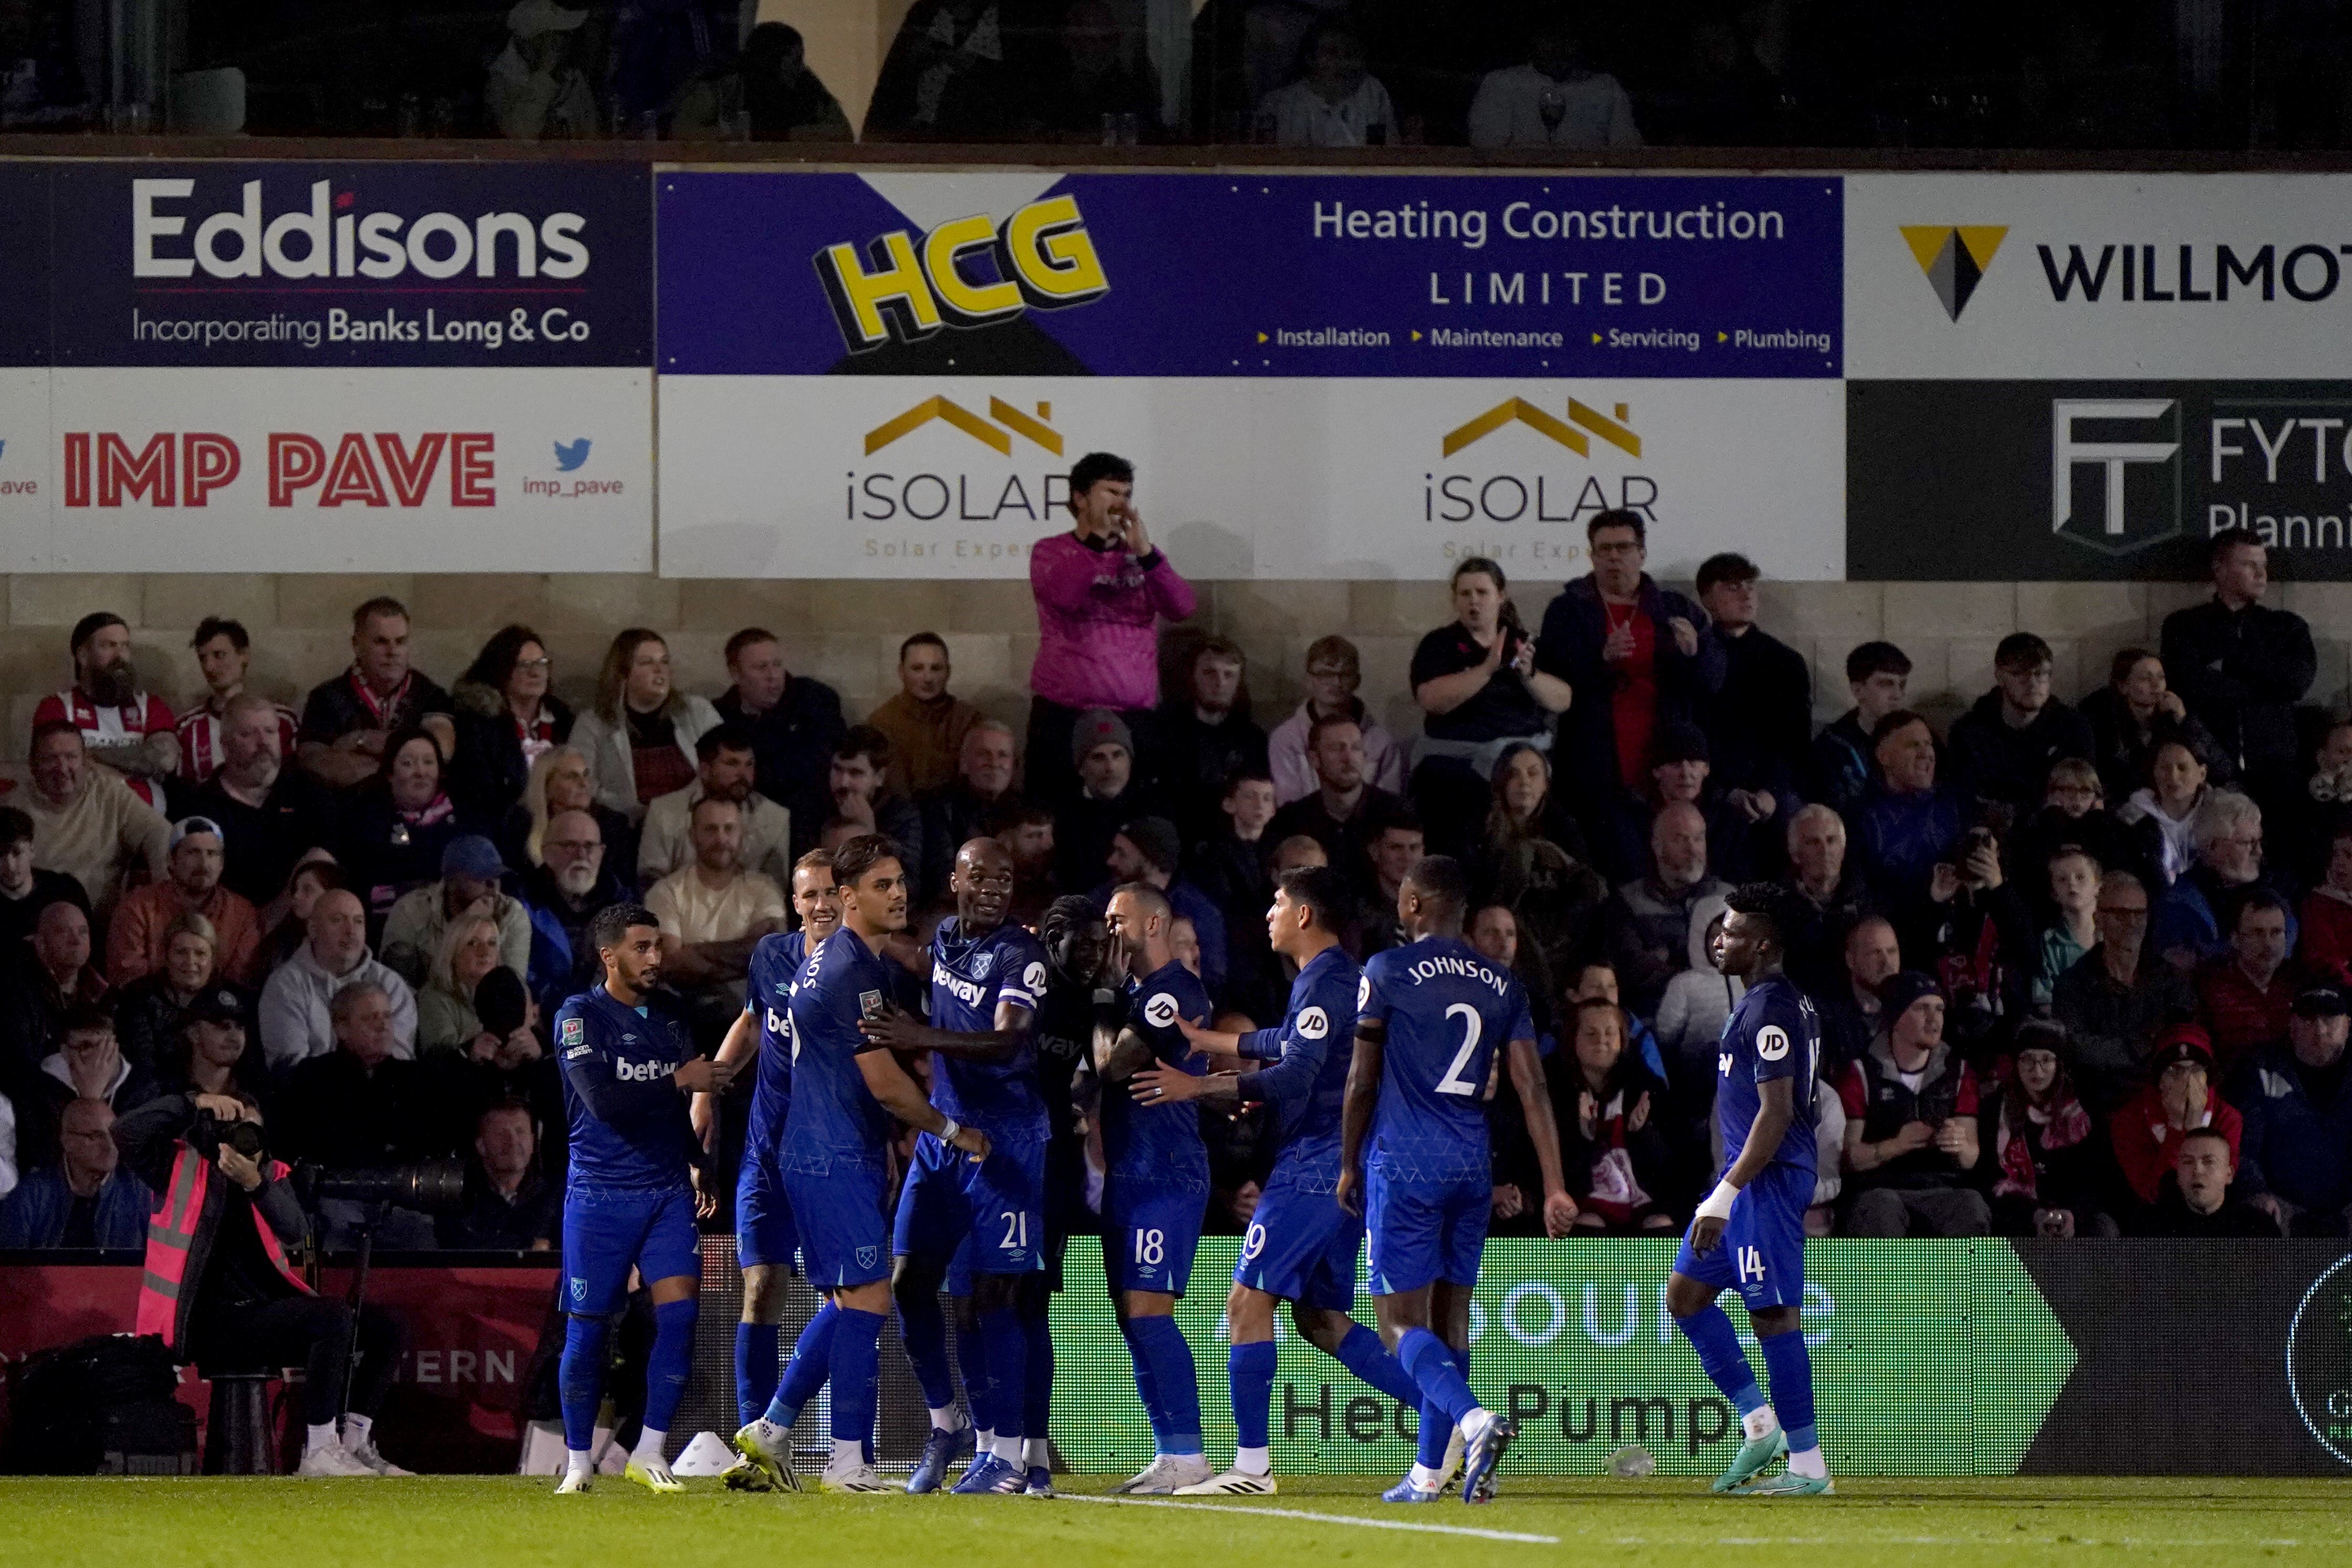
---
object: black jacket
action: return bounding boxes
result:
[1947,689,2097,813]
[2160,596,2317,777]
[1152,703,1268,848]
[1703,624,1813,799]
[1534,574,1726,810]
[447,686,576,832]
[2078,686,2230,803]
[717,678,846,862]
[916,782,1022,906]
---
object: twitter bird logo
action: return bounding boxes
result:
[553,439,591,472]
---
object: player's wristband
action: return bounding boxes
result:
[938,1117,962,1145]
[1695,1180,1741,1223]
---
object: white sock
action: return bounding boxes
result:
[1025,1438,1050,1469]
[927,1405,961,1433]
[341,1412,373,1448]
[991,1434,1023,1464]
[1742,1406,1780,1441]
[749,1415,789,1446]
[565,1447,593,1477]
[1408,1462,1445,1491]
[1787,1445,1827,1479]
[975,1426,994,1450]
[306,1422,339,1455]
[631,1426,667,1466]
[831,1437,864,1469]
[1234,1445,1270,1477]
[1461,1406,1495,1440]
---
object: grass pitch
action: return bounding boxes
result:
[5,1474,2347,1567]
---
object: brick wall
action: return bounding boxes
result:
[2,574,2346,768]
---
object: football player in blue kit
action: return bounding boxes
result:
[731,834,991,1493]
[1130,864,1428,1496]
[552,903,736,1495]
[1666,883,1832,1497]
[1338,855,1575,1505]
[856,837,1052,1496]
[696,850,839,1487]
[1092,880,1216,1494]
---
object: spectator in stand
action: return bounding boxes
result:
[1,901,109,1089]
[380,835,530,992]
[175,617,297,788]
[1655,898,1740,1075]
[864,0,1022,138]
[610,0,742,129]
[0,1097,147,1249]
[2117,737,2215,889]
[448,624,572,833]
[1851,710,1966,914]
[1838,972,1990,1236]
[2052,869,2194,1114]
[1268,644,1400,820]
[113,912,249,1079]
[1257,18,1394,147]
[998,803,1060,927]
[1566,960,1669,1086]
[1271,834,1326,875]
[106,817,262,988]
[2232,982,2352,1236]
[2285,720,2352,891]
[827,727,924,880]
[670,19,853,141]
[277,982,458,1246]
[917,719,1020,905]
[0,806,87,949]
[1538,511,1722,828]
[866,633,981,802]
[1982,1019,2109,1237]
[34,611,177,809]
[1817,914,1901,1079]
[1099,816,1226,998]
[259,888,418,1074]
[1353,810,1425,958]
[2196,888,2298,1076]
[296,597,454,792]
[715,628,844,863]
[2153,790,2291,969]
[2035,846,2104,1008]
[414,913,511,1055]
[2082,647,2228,807]
[160,988,264,1101]
[441,968,557,1149]
[1471,741,1607,984]
[1811,641,1912,815]
[645,796,788,1021]
[183,694,329,910]
[19,722,170,914]
[1025,0,1163,139]
[2144,1125,2282,1237]
[1912,823,2038,1060]
[436,1101,558,1251]
[2161,530,2316,816]
[259,853,342,974]
[2110,1025,2242,1216]
[504,746,635,886]
[339,727,461,921]
[1411,557,1573,854]
[485,0,601,141]
[15,1005,159,1170]
[1268,712,1402,895]
[2301,822,2352,978]
[1468,904,1553,1053]
[2006,762,2144,929]
[568,629,722,824]
[520,810,626,1021]
[636,723,792,891]
[1155,637,1268,848]
[1554,997,1675,1233]
[1054,710,1151,895]
[1467,16,1640,148]
[1694,552,1809,830]
[1026,451,1194,808]
[1190,771,1281,1020]
[1780,804,1876,997]
[1948,632,2097,816]
[1596,720,1775,885]
[1602,801,1727,1020]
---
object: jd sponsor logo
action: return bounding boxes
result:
[2050,399,2181,556]
[816,196,1109,353]
[847,394,1071,561]
[1427,394,1655,531]
[1899,225,2008,321]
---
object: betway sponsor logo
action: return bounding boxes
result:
[133,179,590,282]
[2035,242,2352,304]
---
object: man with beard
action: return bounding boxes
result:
[635,724,793,889]
[918,720,1022,907]
[35,612,178,809]
[181,694,331,909]
[522,810,631,1022]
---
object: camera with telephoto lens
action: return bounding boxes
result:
[190,1110,267,1165]
[296,1159,468,1215]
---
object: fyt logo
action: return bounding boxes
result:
[1900,225,2009,321]
[2051,399,2181,556]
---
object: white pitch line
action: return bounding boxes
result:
[1059,1491,1560,1544]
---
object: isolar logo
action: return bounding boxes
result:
[2051,399,2181,555]
[1428,394,1655,529]
[1899,225,2008,321]
[815,195,1109,353]
[132,178,590,281]
[865,396,1062,456]
[1443,396,1641,458]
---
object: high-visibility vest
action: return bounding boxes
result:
[135,1143,311,1352]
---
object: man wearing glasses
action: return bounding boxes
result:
[1267,636,1406,809]
[2052,869,2195,1115]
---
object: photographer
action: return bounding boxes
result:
[114,1090,410,1477]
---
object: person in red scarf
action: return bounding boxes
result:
[2110,1025,2243,1218]
[296,597,455,791]
[1553,997,1675,1234]
[1983,1019,2109,1237]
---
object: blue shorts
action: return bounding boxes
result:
[562,1181,702,1316]
[785,1158,892,1290]
[1235,1179,1361,1314]
[1102,1175,1207,1297]
[734,1148,799,1273]
[1364,1167,1488,1296]
[1671,1162,1811,1311]
[894,1132,1047,1277]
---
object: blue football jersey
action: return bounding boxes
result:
[1242,944,1363,1190]
[743,931,810,1154]
[554,985,698,1189]
[1100,960,1211,1188]
[1713,974,1821,1180]
[1357,936,1534,1183]
[781,926,896,1169]
[927,916,1049,1141]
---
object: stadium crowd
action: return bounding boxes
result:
[1,457,2349,1255]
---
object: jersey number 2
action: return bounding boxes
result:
[1437,1004,1483,1096]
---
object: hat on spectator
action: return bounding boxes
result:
[2148,1022,2215,1074]
[1652,722,1711,766]
[1875,969,1942,1026]
[2294,984,2350,1019]
[179,987,244,1028]
[68,611,126,655]
[1072,708,1133,765]
[170,814,226,850]
[1118,816,1183,875]
[442,834,508,880]
[509,0,589,38]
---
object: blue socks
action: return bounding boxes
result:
[1118,1319,1168,1448]
[762,1300,840,1429]
[735,1322,780,1429]
[1229,1340,1278,1452]
[1398,1327,1481,1427]
[830,1308,886,1446]
[898,1287,957,1413]
[558,1314,609,1452]
[1759,1329,1818,1454]
[978,1306,1026,1441]
[1023,1304,1054,1449]
[644,1298,696,1438]
[1335,1323,1423,1409]
[1124,1314,1203,1457]
[1677,1303,1768,1418]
